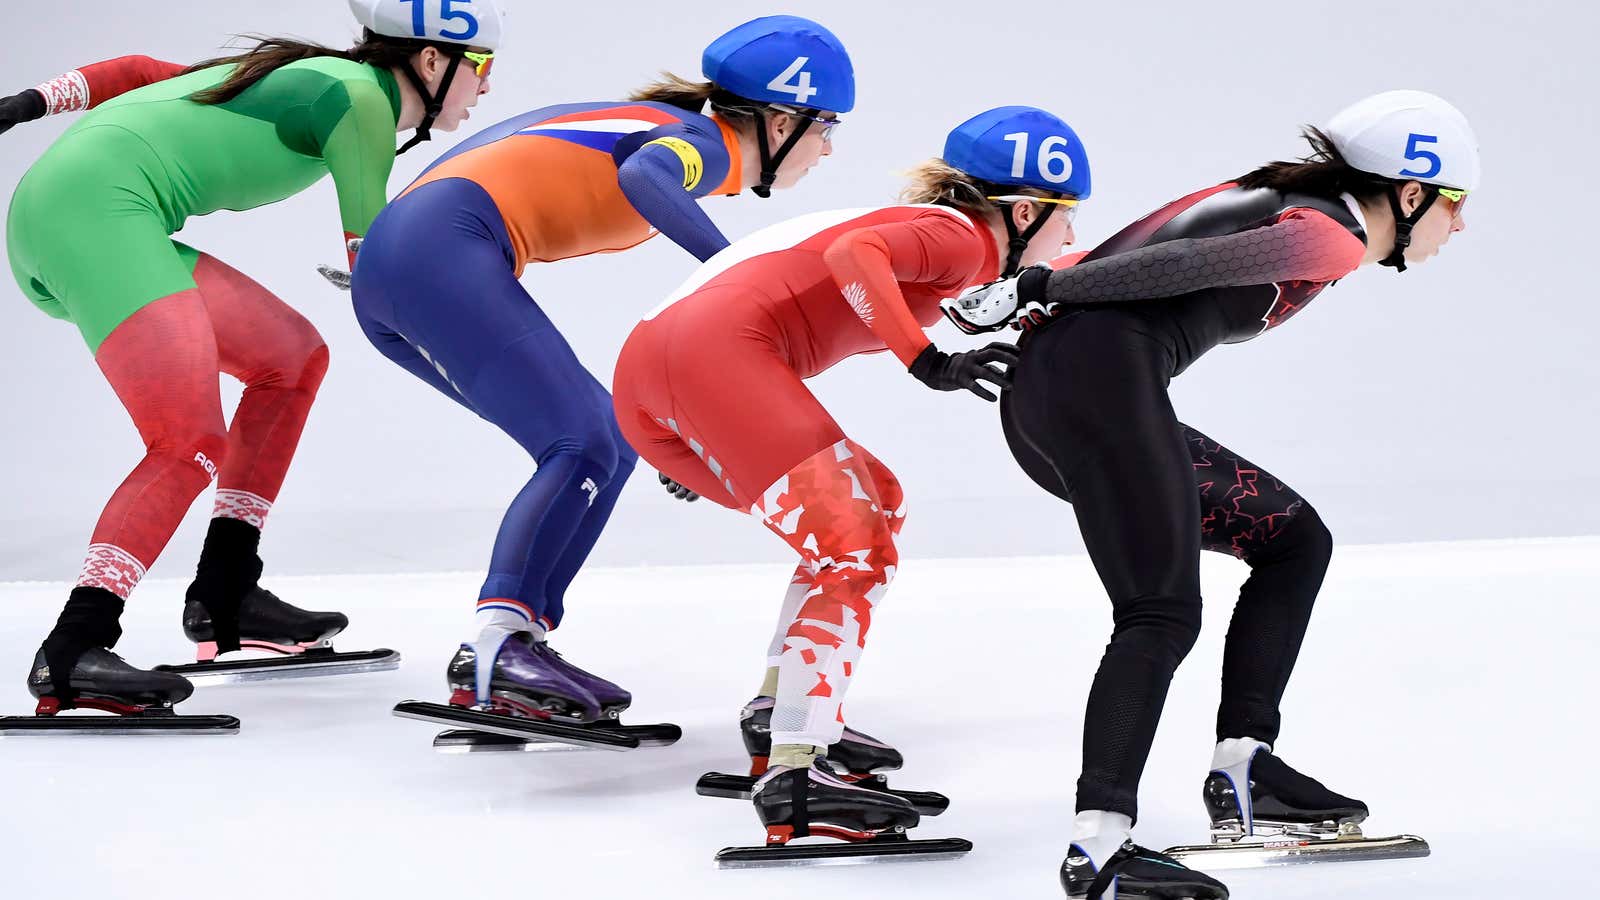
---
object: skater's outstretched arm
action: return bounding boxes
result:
[1,55,185,133]
[1037,209,1366,306]
[615,117,738,263]
[945,210,1366,334]
[822,210,1016,401]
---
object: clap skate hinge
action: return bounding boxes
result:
[766,823,903,845]
[34,695,169,717]
[1210,818,1360,843]
[194,638,332,662]
[1165,829,1430,870]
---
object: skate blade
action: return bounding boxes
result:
[0,714,239,736]
[392,700,638,751]
[433,722,682,753]
[695,772,950,817]
[715,836,971,869]
[1163,834,1430,870]
[156,648,400,684]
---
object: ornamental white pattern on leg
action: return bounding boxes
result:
[76,543,147,599]
[212,489,272,529]
[842,281,874,325]
[33,70,89,115]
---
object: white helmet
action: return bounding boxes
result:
[1326,90,1479,191]
[349,0,503,51]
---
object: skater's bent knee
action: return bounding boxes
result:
[1244,504,1333,571]
[153,430,229,480]
[540,428,624,482]
[1294,505,1334,566]
[1111,593,1203,659]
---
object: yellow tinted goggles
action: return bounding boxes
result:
[986,194,1081,208]
[462,50,494,78]
[989,194,1081,222]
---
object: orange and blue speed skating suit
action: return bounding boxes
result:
[351,100,745,631]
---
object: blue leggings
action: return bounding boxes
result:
[351,178,636,629]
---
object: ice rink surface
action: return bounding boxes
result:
[3,536,1593,900]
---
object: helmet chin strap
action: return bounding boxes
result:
[396,50,464,156]
[997,200,1057,277]
[750,110,813,198]
[1379,184,1439,273]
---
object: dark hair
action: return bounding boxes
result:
[628,72,763,127]
[185,29,440,105]
[1236,126,1394,201]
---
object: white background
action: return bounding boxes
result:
[2,0,1596,582]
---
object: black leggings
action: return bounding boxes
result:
[1000,309,1333,822]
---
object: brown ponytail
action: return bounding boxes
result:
[1236,127,1394,201]
[186,30,439,106]
[629,71,763,127]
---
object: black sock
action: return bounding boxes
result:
[41,586,126,699]
[186,517,265,653]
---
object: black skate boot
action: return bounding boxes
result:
[1,648,237,735]
[713,762,970,868]
[183,587,348,656]
[161,587,399,683]
[1162,744,1430,868]
[740,695,902,777]
[160,518,397,683]
[1204,747,1368,840]
[395,629,679,753]
[1061,841,1228,899]
[696,696,948,814]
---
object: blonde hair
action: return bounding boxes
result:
[899,158,1056,217]
[629,72,759,126]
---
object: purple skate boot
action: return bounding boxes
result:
[393,629,679,753]
[531,641,631,721]
[446,630,602,723]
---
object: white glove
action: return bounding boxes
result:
[939,263,1050,335]
[317,237,364,292]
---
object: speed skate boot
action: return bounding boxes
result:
[2,647,237,735]
[161,587,399,683]
[696,696,948,815]
[1162,740,1429,868]
[1205,744,1368,841]
[532,641,631,721]
[396,629,680,753]
[1061,841,1229,900]
[713,761,970,868]
[755,761,920,842]
[184,588,348,659]
[447,632,602,723]
[741,695,902,779]
[1,587,237,735]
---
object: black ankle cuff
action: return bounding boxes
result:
[43,587,126,699]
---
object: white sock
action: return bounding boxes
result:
[1212,737,1270,772]
[473,598,544,641]
[1070,810,1133,870]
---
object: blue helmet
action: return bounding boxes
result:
[944,106,1091,199]
[702,15,855,114]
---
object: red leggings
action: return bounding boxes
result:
[78,253,328,597]
[615,310,905,749]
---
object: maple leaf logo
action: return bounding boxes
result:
[843,281,873,324]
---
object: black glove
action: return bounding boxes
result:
[659,472,699,502]
[908,342,1019,402]
[0,89,47,136]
